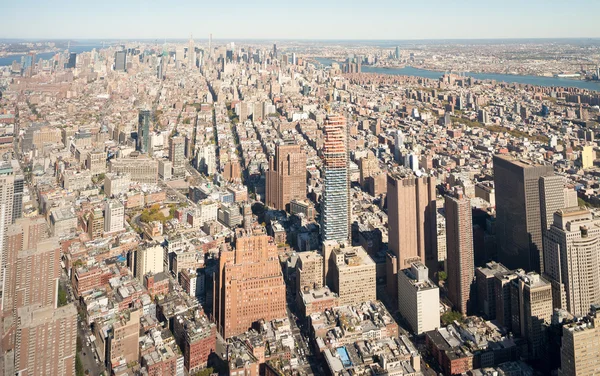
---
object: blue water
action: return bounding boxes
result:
[314,57,600,92]
[336,347,352,368]
[0,44,104,66]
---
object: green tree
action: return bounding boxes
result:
[58,284,68,307]
[441,311,463,326]
[75,354,84,376]
[438,271,447,281]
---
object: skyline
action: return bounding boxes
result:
[2,0,600,40]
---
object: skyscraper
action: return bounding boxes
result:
[169,135,186,179]
[137,110,152,154]
[188,34,195,69]
[544,207,600,316]
[493,155,554,273]
[114,50,126,71]
[66,52,76,69]
[386,173,437,295]
[265,143,306,211]
[0,161,15,301]
[213,230,286,338]
[321,114,350,242]
[273,43,277,59]
[445,190,474,315]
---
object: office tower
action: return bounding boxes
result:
[213,230,286,338]
[14,304,77,376]
[510,272,553,360]
[493,155,554,272]
[321,114,350,242]
[137,110,152,153]
[273,43,277,59]
[558,310,600,376]
[544,207,600,316]
[394,130,404,162]
[87,208,104,239]
[397,262,440,334]
[265,143,306,211]
[114,50,126,71]
[322,241,376,306]
[188,34,195,69]
[445,190,474,315]
[66,52,76,69]
[539,175,567,233]
[135,244,165,280]
[475,262,510,319]
[104,199,124,234]
[169,136,186,179]
[386,174,437,295]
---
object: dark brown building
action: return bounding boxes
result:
[265,143,306,211]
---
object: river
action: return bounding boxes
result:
[313,57,600,92]
[0,44,105,67]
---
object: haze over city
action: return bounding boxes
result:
[3,0,600,39]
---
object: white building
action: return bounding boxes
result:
[104,199,124,233]
[136,244,165,281]
[398,262,440,335]
[104,173,131,197]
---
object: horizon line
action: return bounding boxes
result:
[2,37,600,42]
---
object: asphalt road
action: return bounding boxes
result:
[78,320,105,376]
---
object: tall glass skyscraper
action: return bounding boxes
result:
[321,114,350,242]
[137,110,152,154]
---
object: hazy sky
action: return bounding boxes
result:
[2,0,599,40]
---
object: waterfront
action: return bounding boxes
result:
[314,57,600,92]
[0,45,104,67]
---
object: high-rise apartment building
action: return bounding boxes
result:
[321,114,350,242]
[137,110,152,154]
[493,155,554,272]
[397,262,440,334]
[266,143,306,211]
[169,136,186,179]
[510,271,553,360]
[14,304,77,376]
[0,162,15,273]
[386,173,437,295]
[104,199,124,234]
[213,230,286,338]
[544,207,600,316]
[445,190,474,315]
